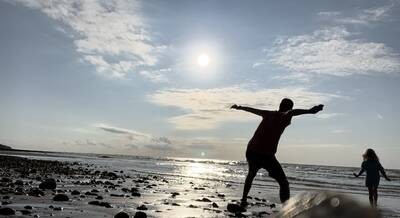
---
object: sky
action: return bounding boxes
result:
[0,0,399,168]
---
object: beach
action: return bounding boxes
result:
[0,150,399,217]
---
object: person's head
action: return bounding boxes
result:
[363,148,379,161]
[279,98,294,112]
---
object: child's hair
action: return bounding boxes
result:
[363,148,379,161]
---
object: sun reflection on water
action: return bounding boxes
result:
[182,162,225,179]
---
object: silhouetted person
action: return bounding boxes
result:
[353,148,391,207]
[231,98,323,205]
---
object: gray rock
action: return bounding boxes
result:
[0,207,15,215]
[114,211,130,218]
[53,194,69,201]
[137,205,147,210]
[134,211,147,218]
[39,179,56,190]
[227,203,246,213]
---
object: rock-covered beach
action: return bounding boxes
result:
[0,154,279,217]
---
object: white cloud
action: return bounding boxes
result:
[149,86,340,130]
[94,123,160,144]
[13,0,159,78]
[269,27,400,77]
[139,68,171,83]
[316,113,344,119]
[319,4,394,25]
[93,123,232,152]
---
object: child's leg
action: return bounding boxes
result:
[373,186,378,207]
[367,187,374,206]
[241,163,259,204]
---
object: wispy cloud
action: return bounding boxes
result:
[94,123,170,147]
[13,0,160,78]
[93,123,229,153]
[316,113,344,119]
[139,68,171,83]
[318,4,395,25]
[269,27,400,78]
[67,139,111,148]
[149,86,340,130]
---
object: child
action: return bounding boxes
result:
[354,148,391,207]
[231,98,323,205]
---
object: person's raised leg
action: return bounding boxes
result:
[268,157,290,203]
[241,163,259,206]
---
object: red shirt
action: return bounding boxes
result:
[247,110,292,156]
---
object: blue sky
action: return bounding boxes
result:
[1,0,399,168]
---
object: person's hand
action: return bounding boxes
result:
[310,104,324,114]
[353,172,359,177]
[231,104,240,110]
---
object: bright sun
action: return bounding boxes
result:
[197,53,210,67]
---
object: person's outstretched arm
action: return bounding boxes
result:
[379,163,391,181]
[353,168,365,177]
[286,104,324,117]
[231,104,268,116]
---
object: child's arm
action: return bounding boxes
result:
[379,163,391,181]
[286,104,324,117]
[231,104,269,116]
[353,168,365,177]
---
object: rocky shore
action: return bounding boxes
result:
[0,155,278,217]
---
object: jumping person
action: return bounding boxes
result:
[354,148,391,207]
[231,98,323,206]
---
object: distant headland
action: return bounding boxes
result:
[0,144,13,150]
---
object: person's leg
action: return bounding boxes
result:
[267,157,290,203]
[367,187,374,206]
[373,186,378,207]
[241,163,259,205]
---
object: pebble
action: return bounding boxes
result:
[137,205,148,210]
[114,211,130,218]
[20,209,32,215]
[28,188,45,197]
[134,211,147,218]
[53,194,69,201]
[15,180,24,186]
[0,207,15,215]
[88,201,112,208]
[39,178,57,190]
[71,190,80,195]
[227,203,246,213]
[196,197,212,202]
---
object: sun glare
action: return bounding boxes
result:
[197,54,210,67]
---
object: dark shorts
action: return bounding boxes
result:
[246,151,288,183]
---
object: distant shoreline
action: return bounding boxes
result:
[1,144,398,170]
